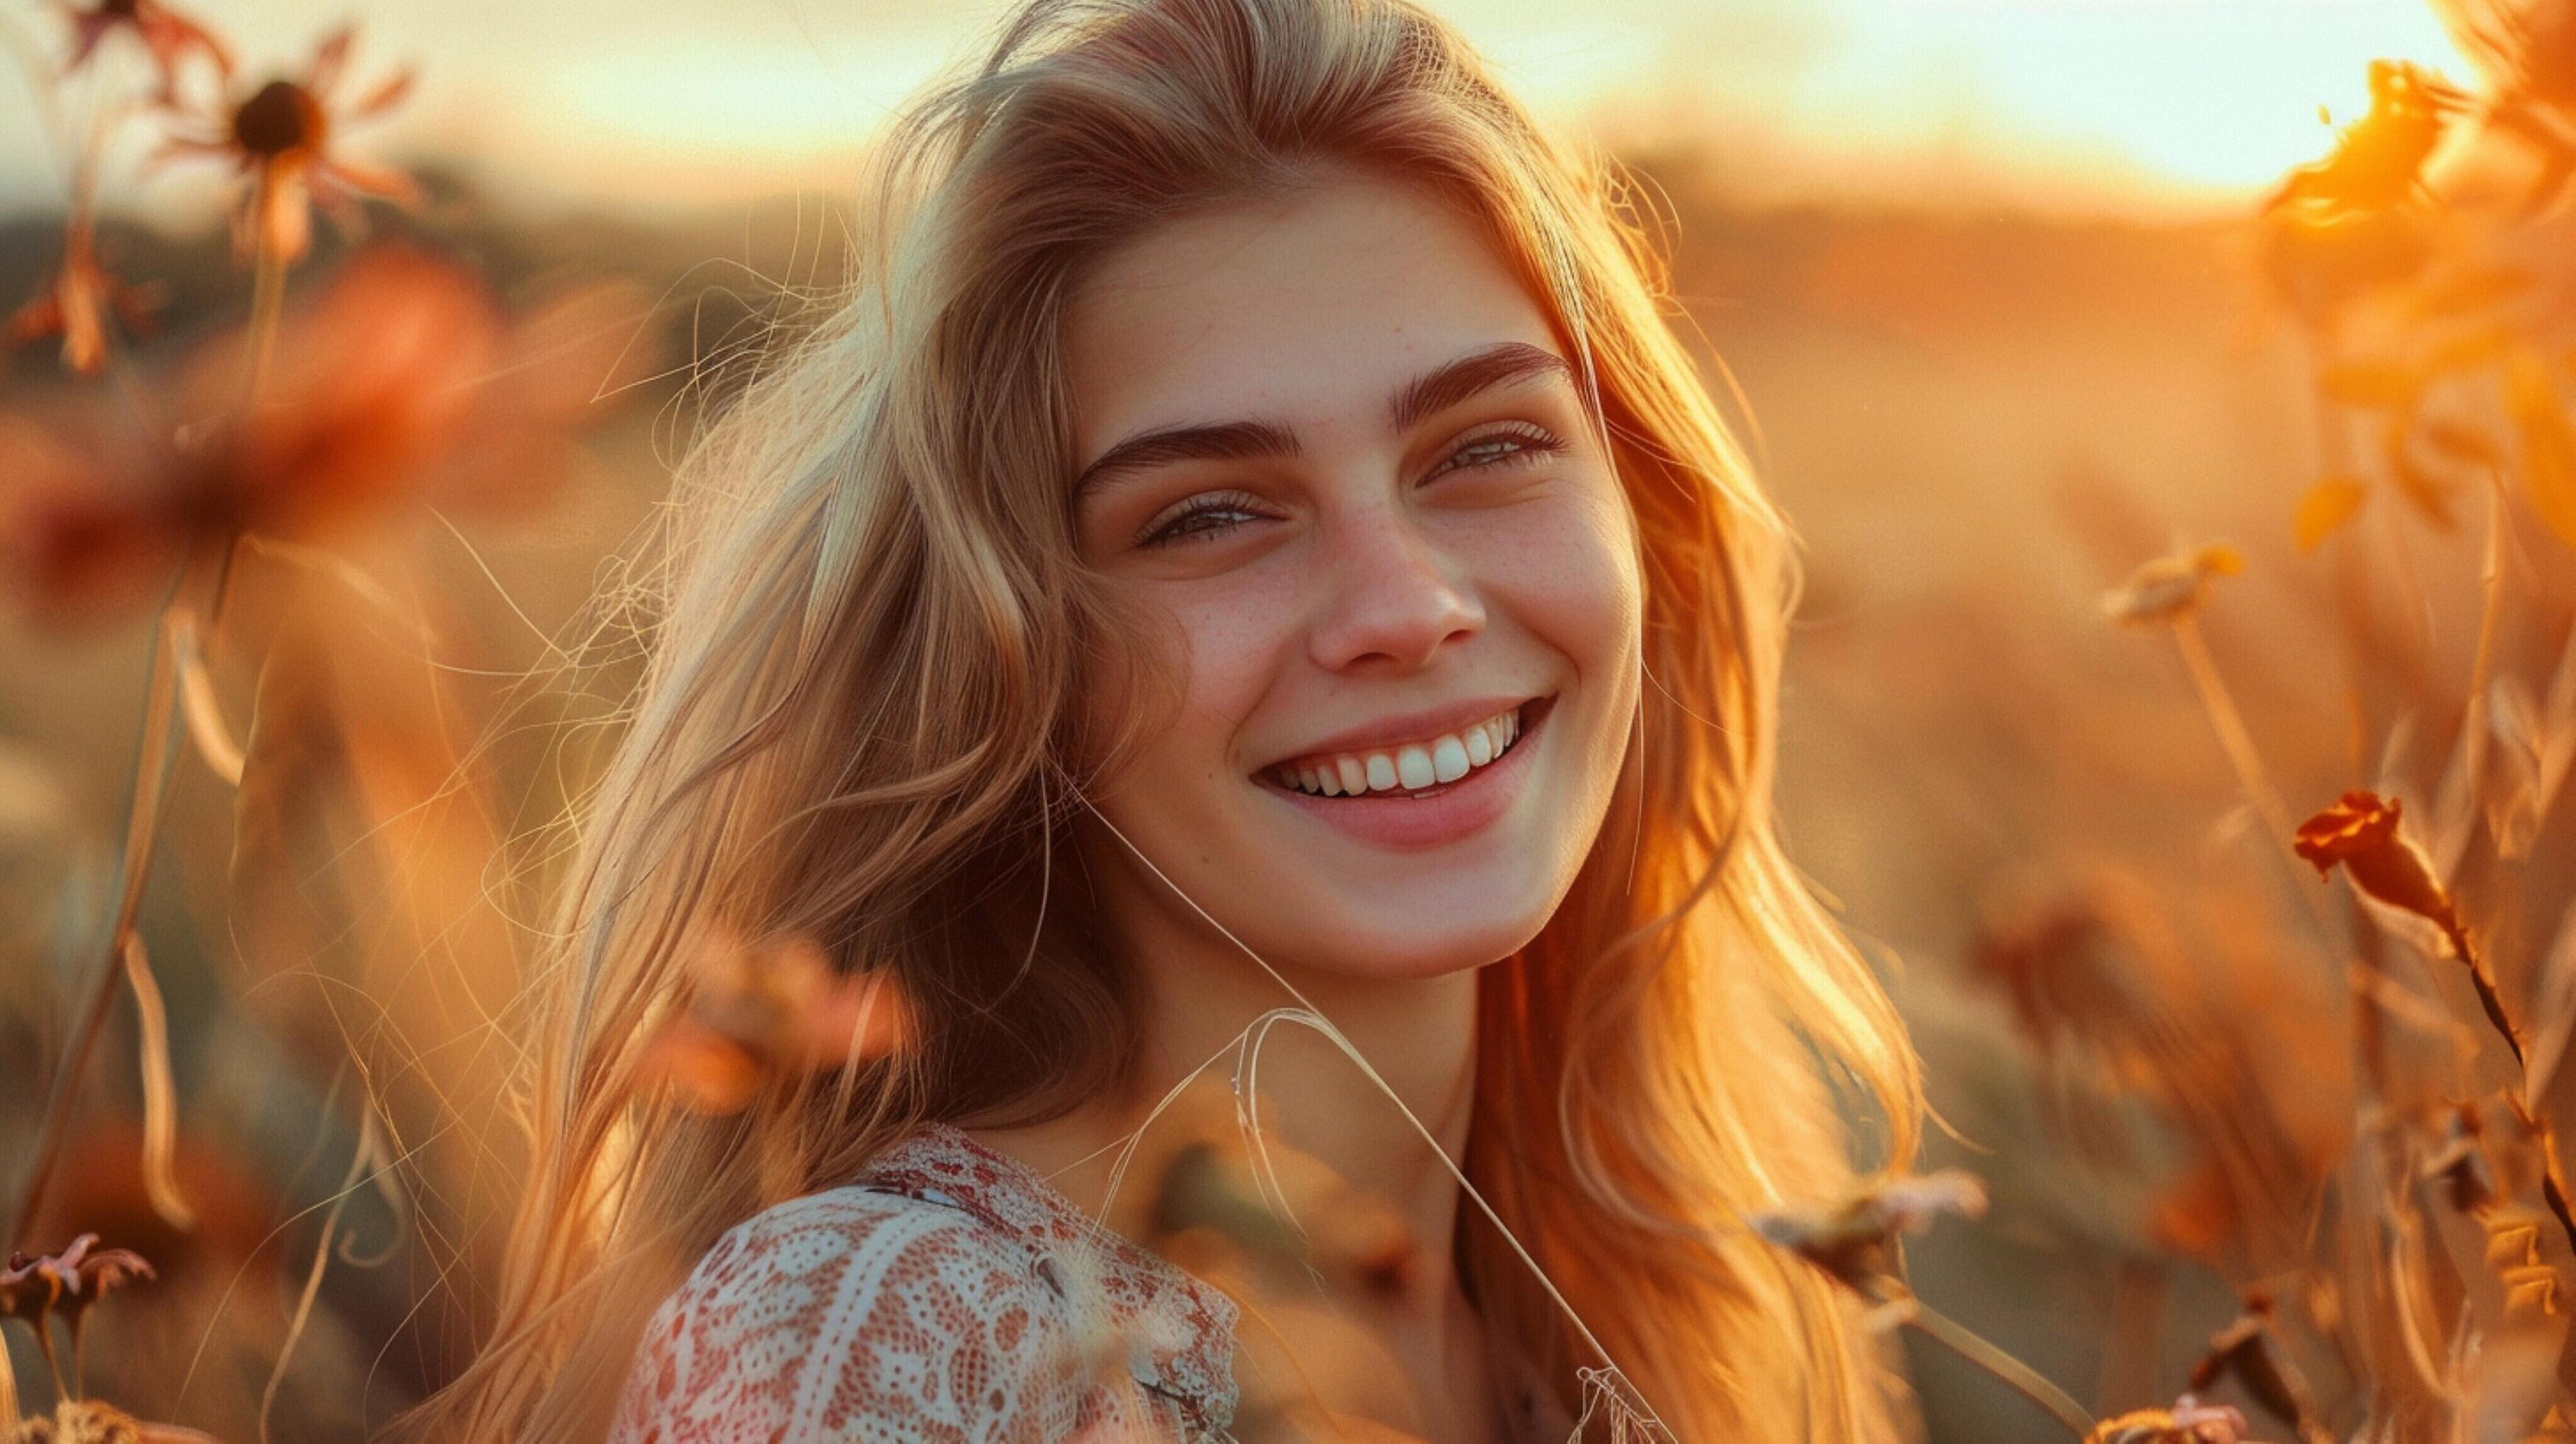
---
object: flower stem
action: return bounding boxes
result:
[2169,614,2345,941]
[244,169,289,410]
[2171,614,2298,853]
[32,1316,65,1404]
[1903,1297,2096,1439]
[2440,918,2524,1071]
[6,538,242,1245]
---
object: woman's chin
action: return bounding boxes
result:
[1259,908,1548,983]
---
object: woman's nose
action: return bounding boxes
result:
[1305,510,1484,673]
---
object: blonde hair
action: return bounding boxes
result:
[408,0,1921,1435]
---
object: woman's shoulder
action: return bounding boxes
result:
[607,1122,1240,1442]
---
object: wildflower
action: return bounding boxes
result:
[2266,61,2469,218]
[2301,789,2529,1084]
[636,928,915,1115]
[2100,544,2245,627]
[2292,791,2463,936]
[52,0,232,102]
[0,247,639,626]
[5,211,160,376]
[1747,1170,1987,1300]
[155,25,419,264]
[2085,1396,2253,1444]
[0,1234,154,1403]
[38,1234,154,1367]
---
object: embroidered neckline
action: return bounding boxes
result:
[856,1121,1243,1431]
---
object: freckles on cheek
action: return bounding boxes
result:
[1489,494,1642,679]
[1153,580,1302,767]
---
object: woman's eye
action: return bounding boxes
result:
[1436,425,1566,477]
[1137,493,1271,549]
[1130,427,1566,550]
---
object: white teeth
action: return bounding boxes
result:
[1270,703,1531,798]
[1395,745,1435,789]
[1431,736,1469,783]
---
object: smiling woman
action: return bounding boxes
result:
[401,0,1920,1439]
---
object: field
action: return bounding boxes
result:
[4,6,2576,1440]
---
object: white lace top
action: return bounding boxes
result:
[608,1121,1578,1441]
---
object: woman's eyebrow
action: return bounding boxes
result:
[1071,340,1573,500]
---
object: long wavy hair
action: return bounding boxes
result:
[407,0,1922,1435]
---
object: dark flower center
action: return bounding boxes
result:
[101,0,142,19]
[231,81,326,160]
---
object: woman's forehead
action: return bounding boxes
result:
[1061,174,1561,459]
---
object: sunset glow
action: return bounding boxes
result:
[0,0,2488,217]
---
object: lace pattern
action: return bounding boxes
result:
[608,1123,1240,1441]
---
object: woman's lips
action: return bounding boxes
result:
[1257,695,1553,851]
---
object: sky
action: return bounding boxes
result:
[0,0,2482,222]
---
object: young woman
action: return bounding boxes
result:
[413,0,1921,1436]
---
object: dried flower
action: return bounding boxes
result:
[155,25,418,263]
[5,211,160,376]
[0,1235,155,1405]
[0,248,639,625]
[2101,544,2245,627]
[2292,791,2463,936]
[52,0,232,102]
[2085,1396,2253,1444]
[2267,61,2468,219]
[1747,1170,1987,1300]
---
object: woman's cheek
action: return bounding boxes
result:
[1157,575,1305,791]
[1481,486,1642,685]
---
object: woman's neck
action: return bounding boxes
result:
[965,863,1485,1321]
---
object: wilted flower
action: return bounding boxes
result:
[1747,1170,1988,1300]
[2292,791,2463,936]
[2267,61,2470,219]
[52,0,232,102]
[0,247,635,626]
[1,1234,155,1403]
[2101,544,2245,627]
[155,25,418,263]
[636,928,915,1115]
[2085,1396,2254,1444]
[5,209,159,376]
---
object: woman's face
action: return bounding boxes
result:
[1063,170,1643,981]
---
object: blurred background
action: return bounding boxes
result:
[5,0,2575,1439]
